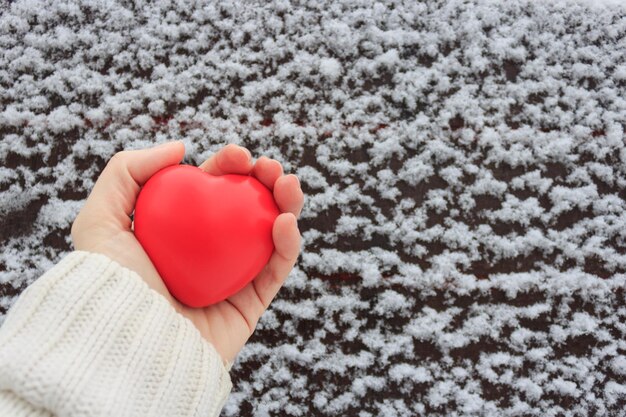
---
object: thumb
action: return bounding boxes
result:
[79,141,185,231]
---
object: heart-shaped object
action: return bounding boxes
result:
[134,164,280,307]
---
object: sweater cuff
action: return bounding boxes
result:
[0,251,232,417]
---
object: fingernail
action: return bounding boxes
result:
[239,146,251,159]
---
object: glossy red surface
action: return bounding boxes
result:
[134,165,279,307]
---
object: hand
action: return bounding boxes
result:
[71,141,304,364]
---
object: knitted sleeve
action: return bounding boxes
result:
[0,251,232,417]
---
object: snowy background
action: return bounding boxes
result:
[1,0,626,415]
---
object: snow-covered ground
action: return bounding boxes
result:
[1,0,625,415]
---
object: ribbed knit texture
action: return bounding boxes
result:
[0,251,232,417]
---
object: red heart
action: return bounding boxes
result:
[133,164,280,307]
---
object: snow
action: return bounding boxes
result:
[549,378,579,397]
[1,0,625,415]
[319,58,342,82]
[611,356,626,375]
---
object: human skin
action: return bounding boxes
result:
[70,142,305,364]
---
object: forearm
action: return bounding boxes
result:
[0,251,231,417]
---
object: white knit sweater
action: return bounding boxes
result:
[0,251,232,416]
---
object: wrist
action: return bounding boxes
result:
[74,230,179,309]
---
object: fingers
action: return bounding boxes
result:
[250,156,283,190]
[199,143,253,175]
[250,155,304,217]
[252,212,301,308]
[75,141,185,231]
[211,213,300,340]
[273,174,304,218]
[121,141,185,186]
[200,144,304,218]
